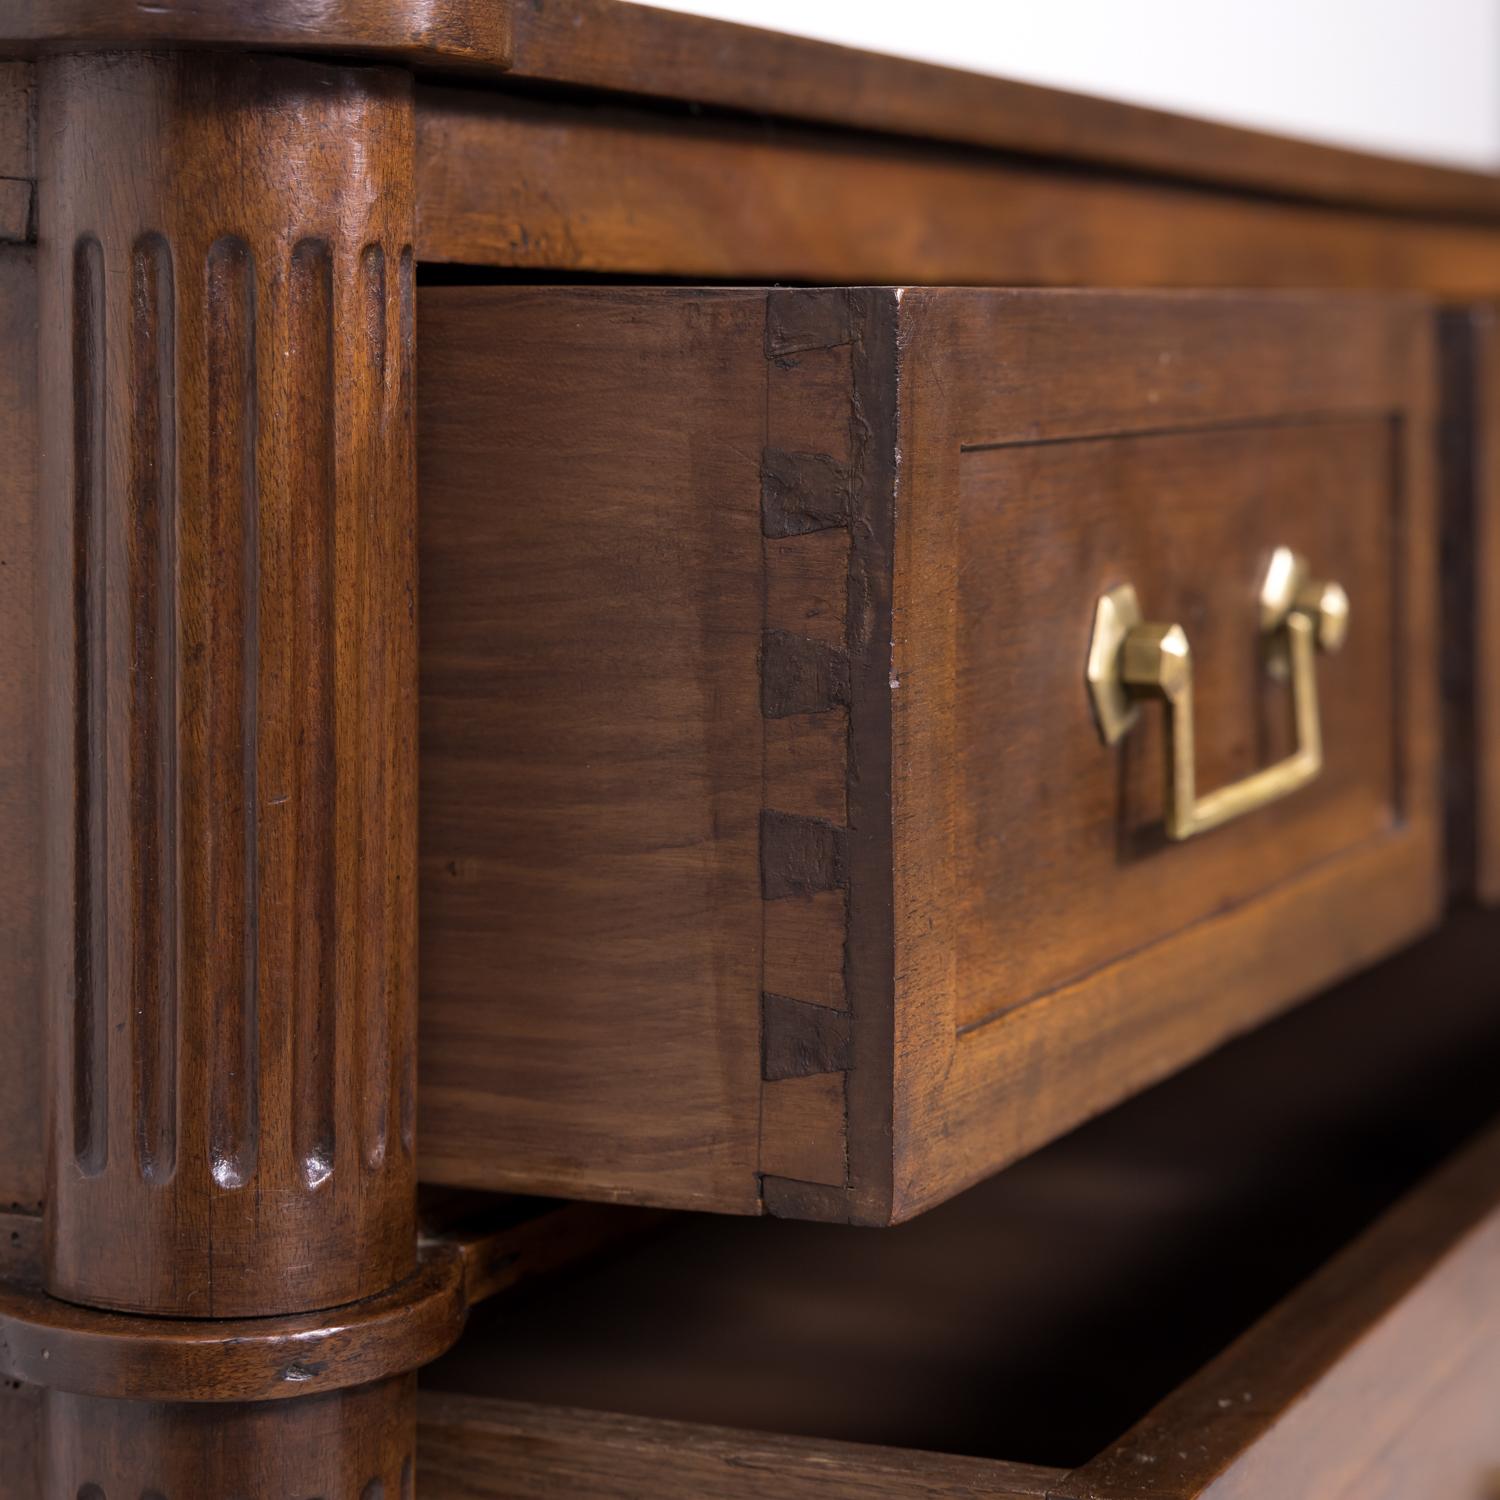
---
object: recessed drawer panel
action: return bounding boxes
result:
[956,415,1395,1026]
[418,287,1441,1223]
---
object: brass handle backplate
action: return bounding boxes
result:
[1086,546,1349,841]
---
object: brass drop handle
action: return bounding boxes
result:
[1086,547,1349,841]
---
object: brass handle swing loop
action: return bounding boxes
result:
[1086,546,1349,842]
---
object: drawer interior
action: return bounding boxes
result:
[425,913,1500,1470]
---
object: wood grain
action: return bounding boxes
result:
[42,1376,417,1500]
[759,289,862,1201]
[0,0,508,69]
[890,290,1442,1219]
[1,1209,42,1285]
[0,250,41,1216]
[420,917,1500,1489]
[417,287,767,1213]
[12,0,1500,231]
[415,91,1500,292]
[955,418,1395,1025]
[0,1248,464,1404]
[759,1072,846,1187]
[416,1395,1060,1499]
[420,1194,670,1309]
[501,0,1500,223]
[762,893,845,1011]
[38,50,419,1320]
[1059,1119,1500,1498]
[418,287,1441,1226]
[0,1382,40,1500]
[0,63,32,243]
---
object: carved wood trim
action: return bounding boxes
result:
[0,1248,465,1405]
[38,49,419,1322]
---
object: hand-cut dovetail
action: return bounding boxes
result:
[761,449,851,536]
[761,810,849,899]
[761,1175,856,1222]
[129,232,178,1185]
[288,238,337,1191]
[762,993,852,1080]
[72,234,108,1179]
[765,287,853,359]
[203,235,259,1192]
[761,628,850,717]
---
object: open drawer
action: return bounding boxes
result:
[417,922,1500,1497]
[418,287,1442,1223]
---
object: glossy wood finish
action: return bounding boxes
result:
[418,917,1500,1493]
[419,1193,670,1307]
[418,287,764,1212]
[38,49,419,1321]
[421,1114,1500,1500]
[1060,1125,1500,1498]
[888,288,1440,1219]
[17,0,1500,224]
[414,91,1500,292]
[8,6,1500,1491]
[0,1248,464,1403]
[498,0,1500,223]
[15,44,437,1500]
[418,286,1441,1224]
[0,1,507,70]
[0,1383,41,1500]
[417,1397,1060,1499]
[43,1377,417,1500]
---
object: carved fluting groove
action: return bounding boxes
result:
[40,52,418,1320]
[70,233,106,1181]
[200,231,259,1196]
[128,233,178,1187]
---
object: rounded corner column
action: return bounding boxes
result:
[32,46,427,1495]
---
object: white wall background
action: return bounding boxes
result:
[642,0,1500,169]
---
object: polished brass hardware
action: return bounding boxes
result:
[1086,547,1348,841]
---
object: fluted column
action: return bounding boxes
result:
[30,46,432,1495]
[39,47,417,1322]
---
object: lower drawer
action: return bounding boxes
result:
[417,919,1500,1498]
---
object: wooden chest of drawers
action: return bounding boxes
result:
[418,285,1442,1223]
[3,3,1500,1494]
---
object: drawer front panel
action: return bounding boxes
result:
[957,415,1398,1026]
[893,289,1441,1219]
